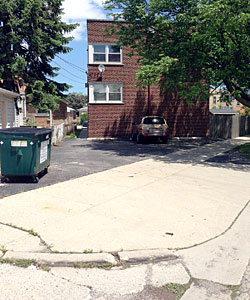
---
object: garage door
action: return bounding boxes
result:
[0,99,15,129]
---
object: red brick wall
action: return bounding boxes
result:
[27,100,70,127]
[53,101,67,121]
[87,20,209,138]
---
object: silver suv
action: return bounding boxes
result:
[131,116,169,143]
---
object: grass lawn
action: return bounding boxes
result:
[237,143,250,159]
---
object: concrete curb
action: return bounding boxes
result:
[2,251,117,267]
[118,249,179,264]
[1,249,180,267]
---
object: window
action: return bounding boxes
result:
[89,83,123,104]
[213,96,217,104]
[108,45,121,62]
[143,117,165,125]
[93,45,106,62]
[35,108,49,115]
[89,44,122,64]
[236,101,240,106]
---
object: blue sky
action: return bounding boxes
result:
[51,0,107,95]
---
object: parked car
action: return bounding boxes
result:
[131,116,169,143]
[82,121,88,128]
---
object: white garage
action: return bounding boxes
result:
[0,88,24,129]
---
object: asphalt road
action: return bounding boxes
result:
[0,130,216,198]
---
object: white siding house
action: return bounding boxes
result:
[0,88,26,129]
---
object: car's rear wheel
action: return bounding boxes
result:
[162,136,168,144]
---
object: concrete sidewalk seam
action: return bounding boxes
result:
[0,221,52,253]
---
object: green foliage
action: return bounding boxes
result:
[0,0,78,110]
[238,143,250,159]
[27,81,60,112]
[0,245,7,255]
[242,107,250,116]
[162,282,191,299]
[65,129,81,139]
[80,113,88,123]
[66,93,88,110]
[104,0,250,107]
[83,249,93,254]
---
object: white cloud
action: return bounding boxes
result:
[62,0,105,20]
[65,21,86,41]
[62,0,106,39]
[92,0,105,5]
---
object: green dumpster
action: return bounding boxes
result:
[0,127,52,183]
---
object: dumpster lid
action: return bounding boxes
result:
[0,127,52,136]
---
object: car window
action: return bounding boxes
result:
[143,117,165,125]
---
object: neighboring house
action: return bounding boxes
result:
[67,106,77,124]
[209,89,245,114]
[27,99,76,127]
[0,88,26,129]
[78,105,88,116]
[87,19,209,138]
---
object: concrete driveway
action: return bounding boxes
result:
[0,135,213,198]
[0,137,249,254]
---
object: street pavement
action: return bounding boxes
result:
[0,136,250,299]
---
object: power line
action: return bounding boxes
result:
[53,61,85,81]
[55,54,87,73]
[58,73,85,85]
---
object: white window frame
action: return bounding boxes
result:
[89,82,123,104]
[88,44,123,64]
[35,108,49,116]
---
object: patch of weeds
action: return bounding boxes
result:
[28,229,40,237]
[79,263,94,269]
[237,143,250,159]
[73,262,81,268]
[52,250,60,254]
[162,282,191,300]
[0,245,7,255]
[0,258,36,268]
[65,130,81,139]
[65,133,77,139]
[223,284,240,299]
[97,263,114,269]
[14,259,37,268]
[39,263,51,272]
[83,249,93,254]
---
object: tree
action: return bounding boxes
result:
[0,0,78,111]
[104,0,250,107]
[66,93,88,110]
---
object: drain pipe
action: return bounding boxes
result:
[148,85,151,115]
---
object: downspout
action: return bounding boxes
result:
[148,85,151,115]
[49,110,53,128]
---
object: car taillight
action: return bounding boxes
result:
[138,125,143,130]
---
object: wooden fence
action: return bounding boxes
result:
[209,115,250,138]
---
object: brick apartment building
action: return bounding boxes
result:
[87,19,209,138]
